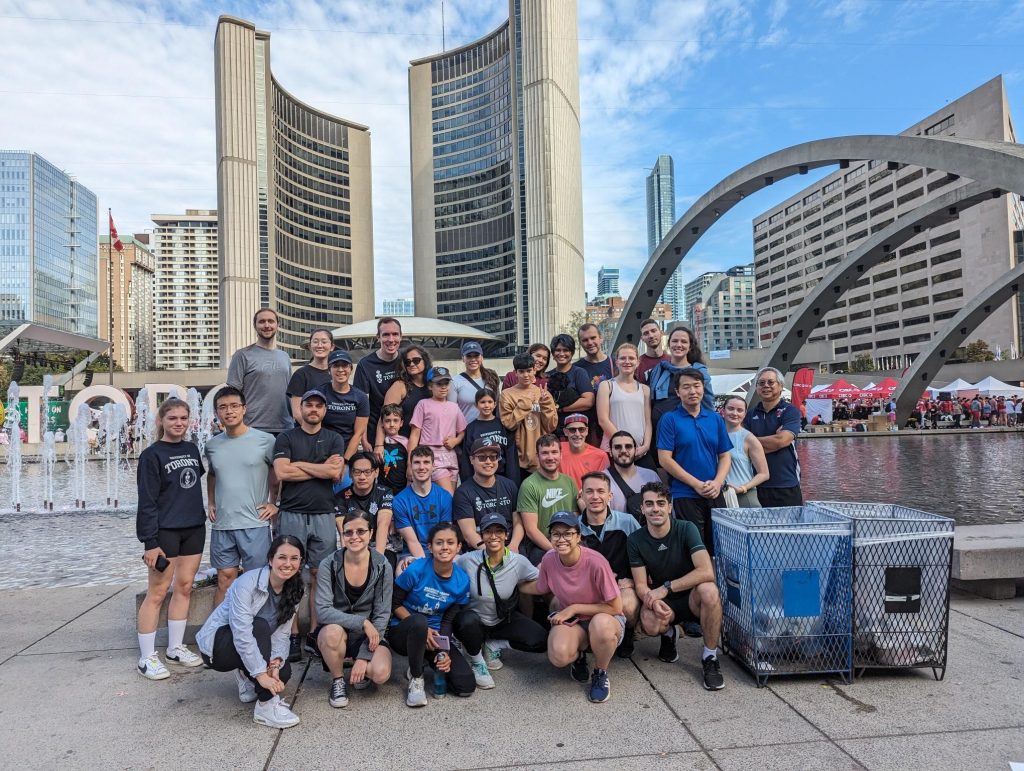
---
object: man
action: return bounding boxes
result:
[318,349,370,468]
[605,430,660,520]
[337,451,399,564]
[205,386,279,606]
[226,308,293,435]
[517,435,579,565]
[656,367,731,555]
[577,323,614,446]
[743,366,803,507]
[577,472,641,657]
[354,317,403,451]
[392,446,454,558]
[453,439,522,551]
[558,413,609,490]
[636,318,669,384]
[628,482,724,691]
[539,511,624,704]
[547,334,595,434]
[273,389,347,661]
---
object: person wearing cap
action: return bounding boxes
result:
[516,434,578,566]
[453,439,521,551]
[272,389,347,662]
[453,512,547,686]
[317,349,370,468]
[547,334,596,436]
[408,366,466,494]
[538,511,624,704]
[448,341,501,422]
[558,413,609,491]
[459,387,519,486]
[500,353,558,474]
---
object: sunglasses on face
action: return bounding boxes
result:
[404,357,424,366]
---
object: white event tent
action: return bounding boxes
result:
[972,376,1024,397]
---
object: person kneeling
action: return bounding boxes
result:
[196,536,305,729]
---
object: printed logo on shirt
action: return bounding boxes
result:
[382,447,402,473]
[327,401,358,412]
[541,488,569,508]
[657,543,668,552]
[179,468,198,489]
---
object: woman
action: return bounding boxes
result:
[197,535,305,729]
[287,328,334,422]
[596,343,653,465]
[453,513,547,686]
[720,396,770,507]
[503,342,550,390]
[449,341,501,422]
[647,326,714,437]
[387,522,474,707]
[377,344,433,445]
[135,397,206,681]
[315,510,394,709]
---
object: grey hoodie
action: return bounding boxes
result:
[315,549,393,661]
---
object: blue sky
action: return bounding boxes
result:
[2,0,1024,308]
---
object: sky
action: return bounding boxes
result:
[3,0,1024,310]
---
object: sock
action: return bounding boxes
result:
[167,619,187,651]
[138,631,156,659]
[468,651,485,665]
[703,646,717,660]
[664,625,678,640]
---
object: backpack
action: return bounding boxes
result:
[606,464,644,522]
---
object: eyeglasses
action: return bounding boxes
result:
[216,403,244,411]
[404,357,424,366]
[756,379,779,387]
[350,467,375,476]
[565,426,587,434]
[342,528,370,538]
[610,444,634,452]
[550,531,577,542]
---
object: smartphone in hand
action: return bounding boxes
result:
[434,634,451,651]
[144,555,171,572]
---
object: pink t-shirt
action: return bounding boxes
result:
[410,397,467,447]
[537,546,620,620]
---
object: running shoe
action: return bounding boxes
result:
[702,655,725,691]
[588,668,610,703]
[236,670,257,703]
[137,652,170,681]
[471,660,495,689]
[483,641,504,671]
[570,651,589,683]
[166,644,203,667]
[328,677,349,708]
[658,626,679,663]
[253,696,300,729]
[406,676,427,707]
[682,621,703,638]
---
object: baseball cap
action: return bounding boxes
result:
[477,512,510,532]
[547,511,580,532]
[461,341,484,356]
[469,439,501,457]
[328,349,352,366]
[563,413,588,427]
[426,366,452,383]
[300,389,327,404]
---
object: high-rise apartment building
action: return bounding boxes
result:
[215,16,375,363]
[382,298,415,317]
[646,154,682,320]
[409,0,584,349]
[151,210,219,370]
[597,266,620,297]
[0,152,98,336]
[685,264,758,353]
[753,76,1024,369]
[99,234,156,371]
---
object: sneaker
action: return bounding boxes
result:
[288,634,302,663]
[471,660,495,689]
[235,670,257,703]
[483,641,504,671]
[658,626,679,664]
[682,621,703,638]
[588,668,610,703]
[351,677,371,691]
[406,676,427,708]
[137,652,170,680]
[570,651,589,683]
[328,677,349,708]
[166,644,203,667]
[253,696,300,729]
[702,655,725,691]
[615,626,635,659]
[304,632,321,659]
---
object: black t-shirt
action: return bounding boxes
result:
[338,483,394,533]
[452,475,518,530]
[273,427,346,513]
[380,438,408,495]
[353,351,399,440]
[627,519,706,595]
[317,384,369,450]
[287,363,330,398]
[398,383,431,438]
[459,417,520,486]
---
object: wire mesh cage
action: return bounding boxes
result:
[712,506,853,686]
[810,501,954,680]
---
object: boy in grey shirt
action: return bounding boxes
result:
[226,308,293,434]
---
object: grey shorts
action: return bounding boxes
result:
[578,614,627,645]
[277,510,337,567]
[210,527,272,571]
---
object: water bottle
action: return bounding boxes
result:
[433,653,448,698]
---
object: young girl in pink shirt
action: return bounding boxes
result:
[408,367,466,493]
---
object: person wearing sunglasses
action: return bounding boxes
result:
[742,366,803,508]
[374,344,433,453]
[558,414,609,491]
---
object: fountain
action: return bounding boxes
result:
[41,430,56,510]
[70,403,90,509]
[101,403,128,508]
[135,387,154,451]
[5,382,23,512]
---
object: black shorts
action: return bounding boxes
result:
[663,591,699,624]
[756,486,803,508]
[157,524,206,558]
[313,625,387,667]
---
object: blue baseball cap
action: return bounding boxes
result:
[328,350,352,366]
[461,341,484,356]
[426,366,452,383]
[548,511,580,532]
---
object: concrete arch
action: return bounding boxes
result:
[613,135,1024,351]
[892,260,1024,420]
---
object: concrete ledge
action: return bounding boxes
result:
[952,523,1024,599]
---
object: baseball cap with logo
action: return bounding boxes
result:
[547,511,580,532]
[426,366,452,383]
[461,341,484,356]
[301,389,327,404]
[563,413,588,427]
[477,512,510,532]
[469,438,500,457]
[328,350,352,366]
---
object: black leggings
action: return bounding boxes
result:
[202,618,292,703]
[386,613,475,696]
[453,608,548,656]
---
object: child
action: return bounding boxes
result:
[500,353,558,474]
[408,367,467,494]
[459,387,520,486]
[378,404,409,495]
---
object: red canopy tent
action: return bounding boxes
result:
[861,377,899,398]
[818,379,862,399]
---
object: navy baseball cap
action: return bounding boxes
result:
[328,350,352,366]
[469,439,500,457]
[461,341,484,356]
[300,389,327,404]
[548,511,580,532]
[426,366,452,383]
[477,512,510,532]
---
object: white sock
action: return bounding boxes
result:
[138,631,156,659]
[703,646,717,660]
[167,619,187,651]
[468,651,485,665]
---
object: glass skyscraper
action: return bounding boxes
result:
[646,154,683,320]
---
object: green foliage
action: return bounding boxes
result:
[558,310,590,341]
[961,339,995,362]
[850,352,876,372]
[0,352,121,392]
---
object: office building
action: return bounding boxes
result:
[409,0,584,349]
[597,266,620,297]
[685,264,758,353]
[646,154,683,320]
[753,76,1024,369]
[382,298,415,317]
[0,152,98,336]
[215,15,375,363]
[152,210,219,370]
[99,234,156,371]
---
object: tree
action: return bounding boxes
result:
[850,353,876,372]
[558,310,590,341]
[961,339,995,363]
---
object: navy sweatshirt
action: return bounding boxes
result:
[136,440,206,550]
[458,417,520,486]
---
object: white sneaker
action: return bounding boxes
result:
[166,644,203,667]
[406,676,427,708]
[235,670,257,703]
[137,652,170,680]
[253,696,300,729]
[471,659,495,689]
[483,641,504,671]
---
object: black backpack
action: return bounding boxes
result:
[606,464,644,522]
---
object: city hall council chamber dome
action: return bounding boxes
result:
[331,317,503,359]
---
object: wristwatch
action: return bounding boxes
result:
[662,580,673,592]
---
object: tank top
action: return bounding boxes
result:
[398,382,431,437]
[602,379,647,450]
[725,427,756,488]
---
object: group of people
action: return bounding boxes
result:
[134,311,804,728]
[909,395,1021,429]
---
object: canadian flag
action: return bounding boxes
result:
[109,212,124,252]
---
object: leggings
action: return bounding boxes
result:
[386,613,476,696]
[453,608,548,656]
[202,618,292,703]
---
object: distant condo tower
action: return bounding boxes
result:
[646,154,683,321]
[409,0,584,349]
[214,16,375,363]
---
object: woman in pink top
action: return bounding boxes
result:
[408,366,466,493]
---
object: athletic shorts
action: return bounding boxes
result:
[429,448,459,482]
[157,524,206,558]
[578,614,627,645]
[755,486,804,508]
[277,510,337,567]
[313,625,388,665]
[210,527,272,571]
[663,591,699,625]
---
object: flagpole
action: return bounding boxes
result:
[108,208,114,385]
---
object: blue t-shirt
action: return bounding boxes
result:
[392,557,470,631]
[392,484,454,556]
[656,405,732,499]
[743,399,802,489]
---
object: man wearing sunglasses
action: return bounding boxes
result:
[557,414,609,491]
[742,366,802,508]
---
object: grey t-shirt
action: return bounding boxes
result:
[227,344,293,432]
[255,585,281,626]
[205,428,276,530]
[456,550,538,626]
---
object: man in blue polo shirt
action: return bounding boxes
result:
[743,366,803,508]
[656,367,731,557]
